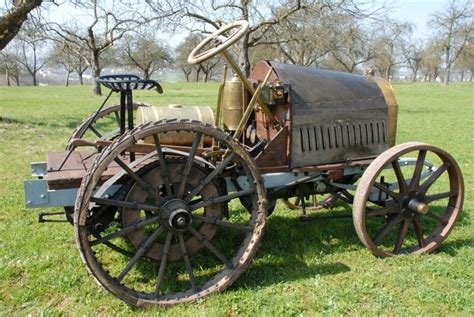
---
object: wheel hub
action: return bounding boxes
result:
[160,199,192,231]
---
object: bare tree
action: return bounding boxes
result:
[455,41,473,81]
[429,0,473,84]
[49,42,88,86]
[156,0,304,76]
[420,40,443,82]
[0,0,42,50]
[402,41,423,82]
[324,15,375,73]
[175,33,221,82]
[7,24,47,86]
[44,1,174,95]
[118,33,173,80]
[0,51,21,86]
[372,21,411,80]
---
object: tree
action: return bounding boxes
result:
[6,25,47,86]
[49,42,89,86]
[420,40,442,82]
[176,34,202,82]
[158,0,304,76]
[402,41,423,82]
[44,0,173,95]
[118,33,173,80]
[371,22,411,80]
[0,0,43,50]
[429,0,473,84]
[0,51,21,86]
[456,42,474,81]
[324,15,375,74]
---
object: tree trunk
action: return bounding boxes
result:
[469,70,473,81]
[5,69,10,86]
[238,34,251,77]
[460,70,464,82]
[195,68,200,82]
[411,69,417,82]
[32,71,37,86]
[78,72,84,85]
[91,51,102,95]
[443,47,451,85]
[65,71,70,87]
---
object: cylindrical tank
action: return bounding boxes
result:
[137,104,214,146]
[222,74,244,131]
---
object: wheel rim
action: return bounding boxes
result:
[74,120,266,306]
[187,20,249,65]
[66,103,151,150]
[353,142,464,257]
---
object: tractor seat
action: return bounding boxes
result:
[96,74,163,94]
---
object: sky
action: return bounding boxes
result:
[390,0,448,39]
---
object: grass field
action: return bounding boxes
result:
[0,82,473,315]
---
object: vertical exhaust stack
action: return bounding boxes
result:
[222,74,244,132]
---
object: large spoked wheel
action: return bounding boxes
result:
[74,120,267,306]
[187,20,249,64]
[353,142,464,257]
[66,103,151,150]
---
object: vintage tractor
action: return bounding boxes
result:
[24,21,464,306]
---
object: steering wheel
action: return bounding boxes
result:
[187,20,249,65]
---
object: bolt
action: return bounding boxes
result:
[176,216,186,227]
[40,194,46,198]
[408,198,429,214]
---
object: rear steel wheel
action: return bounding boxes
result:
[353,142,464,257]
[74,120,267,306]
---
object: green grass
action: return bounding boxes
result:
[0,82,473,315]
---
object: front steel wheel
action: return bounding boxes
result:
[74,120,267,306]
[353,142,464,257]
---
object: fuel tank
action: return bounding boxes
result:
[249,61,398,168]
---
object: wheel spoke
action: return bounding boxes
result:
[372,182,400,201]
[177,232,198,291]
[152,134,173,196]
[392,160,408,193]
[154,231,173,297]
[366,204,400,217]
[188,226,233,268]
[412,216,425,248]
[116,226,164,283]
[89,124,103,138]
[90,214,161,246]
[185,152,236,202]
[90,197,159,213]
[409,150,427,190]
[177,132,202,198]
[393,219,410,254]
[190,188,254,211]
[426,211,448,225]
[373,213,404,245]
[418,162,449,195]
[114,157,162,202]
[424,191,457,203]
[192,214,251,231]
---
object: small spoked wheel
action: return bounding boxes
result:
[187,20,249,64]
[74,120,266,306]
[282,193,341,211]
[353,142,464,257]
[66,103,151,150]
